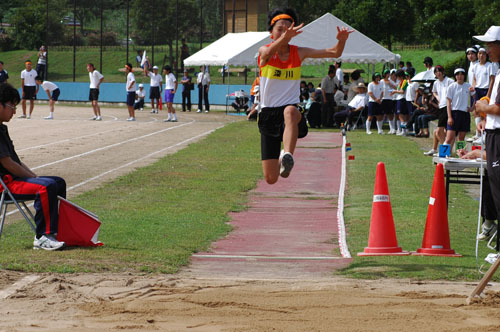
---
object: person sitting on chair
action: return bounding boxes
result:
[333,82,367,129]
[0,83,66,250]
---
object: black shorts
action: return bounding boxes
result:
[258,105,297,160]
[150,86,160,99]
[89,88,99,101]
[23,86,36,100]
[446,110,470,133]
[51,88,60,101]
[382,99,395,114]
[437,106,448,127]
[367,101,382,116]
[126,91,135,106]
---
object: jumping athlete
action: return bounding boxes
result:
[258,8,353,184]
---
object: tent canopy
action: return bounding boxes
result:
[183,32,271,67]
[184,13,399,67]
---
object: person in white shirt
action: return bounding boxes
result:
[424,56,434,72]
[134,84,146,111]
[333,84,344,106]
[424,65,454,156]
[466,46,479,86]
[335,61,343,89]
[87,63,104,121]
[444,68,475,146]
[333,82,367,129]
[391,70,409,135]
[36,45,47,80]
[125,63,136,121]
[366,72,384,135]
[20,60,38,119]
[197,65,210,113]
[36,77,59,120]
[163,65,178,122]
[472,48,495,138]
[144,65,162,113]
[381,69,397,134]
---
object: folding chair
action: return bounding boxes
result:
[0,177,36,239]
[352,107,367,130]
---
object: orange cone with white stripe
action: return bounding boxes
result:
[358,162,409,256]
[413,163,461,256]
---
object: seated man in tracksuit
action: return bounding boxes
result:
[0,83,66,250]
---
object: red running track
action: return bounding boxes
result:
[184,132,352,279]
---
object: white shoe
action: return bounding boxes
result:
[33,234,65,251]
[151,109,155,113]
[95,116,102,121]
[197,109,202,113]
[466,137,475,142]
[378,131,385,135]
[279,150,294,178]
[473,137,484,145]
[90,116,97,120]
[205,110,209,113]
[485,253,500,264]
[388,130,396,135]
[396,131,404,136]
[164,119,172,122]
[366,131,373,135]
[44,115,53,120]
[424,149,437,156]
[140,108,143,111]
[478,224,497,241]
[18,114,26,118]
[26,115,31,119]
[127,117,136,121]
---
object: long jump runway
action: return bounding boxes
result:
[185,132,352,279]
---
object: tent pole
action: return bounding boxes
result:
[226,64,230,114]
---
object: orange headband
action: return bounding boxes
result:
[125,64,133,71]
[271,14,294,26]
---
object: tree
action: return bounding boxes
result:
[472,0,500,36]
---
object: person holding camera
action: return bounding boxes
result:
[181,69,192,112]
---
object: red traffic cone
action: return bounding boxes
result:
[413,163,461,256]
[358,162,409,256]
[159,96,163,110]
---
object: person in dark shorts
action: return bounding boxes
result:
[366,72,384,135]
[258,7,352,184]
[0,61,9,84]
[35,77,60,120]
[125,63,136,121]
[87,63,104,121]
[20,60,38,119]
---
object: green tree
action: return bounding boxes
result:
[472,0,500,36]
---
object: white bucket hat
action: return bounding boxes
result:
[474,26,500,42]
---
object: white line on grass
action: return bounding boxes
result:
[31,120,196,170]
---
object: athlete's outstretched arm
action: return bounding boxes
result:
[298,27,354,61]
[259,22,304,66]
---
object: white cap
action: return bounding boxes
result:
[474,26,500,42]
[454,68,465,75]
[139,83,144,88]
[152,65,158,70]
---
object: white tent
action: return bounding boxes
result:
[183,32,271,67]
[291,13,400,65]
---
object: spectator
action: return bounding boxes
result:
[87,63,104,121]
[406,61,416,78]
[381,69,397,134]
[334,82,367,129]
[424,56,434,72]
[466,46,479,86]
[20,60,38,119]
[472,47,495,140]
[144,65,162,114]
[335,61,344,89]
[405,71,419,126]
[124,63,136,121]
[398,61,406,70]
[0,61,9,84]
[36,45,47,80]
[306,90,322,128]
[134,83,145,111]
[366,72,384,135]
[35,77,60,120]
[231,90,249,113]
[162,65,178,122]
[299,80,309,103]
[197,65,210,113]
[135,50,150,69]
[0,83,66,250]
[180,69,192,112]
[346,70,364,103]
[321,68,339,127]
[180,39,190,73]
[334,84,344,106]
[392,70,408,135]
[424,65,454,156]
[307,82,315,94]
[443,68,475,147]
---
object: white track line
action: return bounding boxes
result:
[192,254,345,260]
[337,134,351,258]
[0,275,39,299]
[31,120,195,170]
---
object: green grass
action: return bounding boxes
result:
[340,130,497,281]
[0,120,262,273]
[2,48,464,88]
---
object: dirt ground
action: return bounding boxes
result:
[0,104,500,331]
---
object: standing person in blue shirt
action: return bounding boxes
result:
[0,61,8,84]
[124,63,136,121]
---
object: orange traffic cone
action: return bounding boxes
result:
[159,96,163,110]
[413,163,461,256]
[358,162,409,256]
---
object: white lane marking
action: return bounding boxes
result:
[0,275,39,299]
[67,125,223,191]
[31,120,195,170]
[337,135,351,258]
[192,254,345,260]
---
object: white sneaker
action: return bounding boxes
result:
[424,149,437,156]
[205,110,209,113]
[33,234,65,251]
[164,119,172,122]
[478,223,497,241]
[151,109,155,113]
[279,150,294,178]
[396,131,404,136]
[473,136,484,145]
[95,116,102,121]
[485,253,500,264]
[140,108,144,111]
[388,130,396,135]
[127,117,136,121]
[26,115,31,119]
[197,109,202,113]
[366,131,373,135]
[18,114,26,118]
[378,131,385,135]
[44,115,53,120]
[90,116,97,120]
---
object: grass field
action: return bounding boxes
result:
[2,48,464,89]
[0,117,497,281]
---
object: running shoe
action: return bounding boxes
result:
[44,115,53,120]
[478,223,497,241]
[424,149,436,156]
[164,119,172,122]
[279,150,294,178]
[18,114,26,118]
[127,117,136,121]
[33,234,65,251]
[197,109,202,113]
[485,252,500,264]
[90,116,97,120]
[95,116,102,121]
[366,131,373,135]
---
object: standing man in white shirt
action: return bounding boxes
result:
[197,65,210,113]
[20,60,38,119]
[36,45,47,80]
[35,77,60,120]
[163,65,178,122]
[125,63,136,121]
[144,65,162,114]
[87,63,104,121]
[334,61,344,90]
